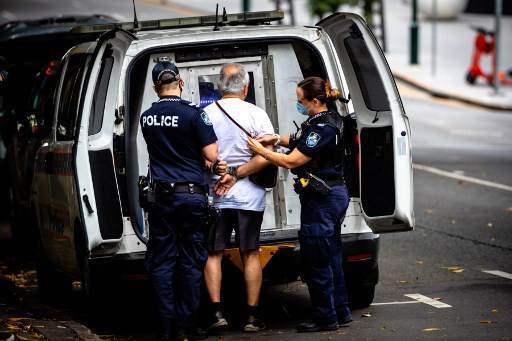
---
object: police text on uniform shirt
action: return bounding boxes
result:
[141,115,179,127]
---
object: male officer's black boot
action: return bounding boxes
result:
[296,320,339,332]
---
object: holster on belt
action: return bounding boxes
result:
[293,173,344,196]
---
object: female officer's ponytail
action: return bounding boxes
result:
[297,76,340,103]
[324,80,341,102]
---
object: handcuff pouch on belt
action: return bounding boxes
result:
[293,172,332,196]
[138,176,156,209]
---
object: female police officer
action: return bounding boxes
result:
[247,76,352,332]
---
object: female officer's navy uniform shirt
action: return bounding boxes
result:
[296,110,343,181]
[140,95,217,185]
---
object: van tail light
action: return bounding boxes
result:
[347,253,373,262]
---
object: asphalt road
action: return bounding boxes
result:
[1,91,510,340]
[1,0,511,339]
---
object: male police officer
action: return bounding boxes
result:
[140,61,220,341]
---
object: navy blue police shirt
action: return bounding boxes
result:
[296,110,343,181]
[140,95,217,185]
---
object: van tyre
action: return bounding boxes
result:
[347,284,375,309]
[32,210,72,301]
[36,236,72,301]
[74,220,94,299]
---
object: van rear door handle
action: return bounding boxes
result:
[82,195,94,214]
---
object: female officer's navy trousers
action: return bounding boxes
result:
[145,192,208,336]
[299,184,350,324]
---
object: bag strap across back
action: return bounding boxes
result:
[215,101,253,138]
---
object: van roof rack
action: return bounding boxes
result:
[71,10,284,34]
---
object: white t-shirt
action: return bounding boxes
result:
[204,98,274,211]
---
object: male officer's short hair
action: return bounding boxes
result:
[152,61,180,86]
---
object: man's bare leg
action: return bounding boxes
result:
[204,251,228,330]
[241,249,265,331]
[241,249,262,306]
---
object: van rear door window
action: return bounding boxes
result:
[89,47,114,136]
[198,72,256,108]
[56,54,87,141]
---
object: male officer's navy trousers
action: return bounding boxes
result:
[299,184,350,324]
[145,192,208,336]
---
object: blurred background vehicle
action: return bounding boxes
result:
[0,14,118,241]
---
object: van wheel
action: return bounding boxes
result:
[74,220,93,298]
[347,285,375,309]
[36,236,72,301]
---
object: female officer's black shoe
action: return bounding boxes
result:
[337,306,353,325]
[296,320,339,332]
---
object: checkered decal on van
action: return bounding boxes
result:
[35,152,74,176]
[53,152,73,176]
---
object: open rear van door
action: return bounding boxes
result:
[74,29,135,256]
[318,13,414,233]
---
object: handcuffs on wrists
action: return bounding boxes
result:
[226,166,242,180]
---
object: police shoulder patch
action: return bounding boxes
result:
[201,112,213,126]
[306,131,321,147]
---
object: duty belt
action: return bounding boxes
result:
[155,181,207,195]
[325,178,345,187]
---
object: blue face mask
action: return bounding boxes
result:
[296,101,311,116]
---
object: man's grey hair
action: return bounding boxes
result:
[219,63,249,95]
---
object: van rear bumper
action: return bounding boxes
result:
[259,232,379,285]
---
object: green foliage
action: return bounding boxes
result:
[307,0,375,22]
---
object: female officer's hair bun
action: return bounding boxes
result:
[324,80,341,102]
[298,76,340,103]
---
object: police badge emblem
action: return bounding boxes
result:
[306,132,321,147]
[201,112,213,125]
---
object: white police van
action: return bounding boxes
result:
[31,10,414,307]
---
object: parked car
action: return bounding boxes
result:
[6,61,59,238]
[30,10,414,307]
[1,15,118,239]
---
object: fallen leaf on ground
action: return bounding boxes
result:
[423,328,442,332]
[361,312,372,317]
[480,320,493,324]
[491,309,498,313]
[433,297,443,301]
[442,266,464,273]
[416,260,423,264]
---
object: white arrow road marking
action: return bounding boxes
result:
[413,164,512,192]
[404,294,452,308]
[482,270,512,280]
[371,300,420,306]
[371,294,452,308]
